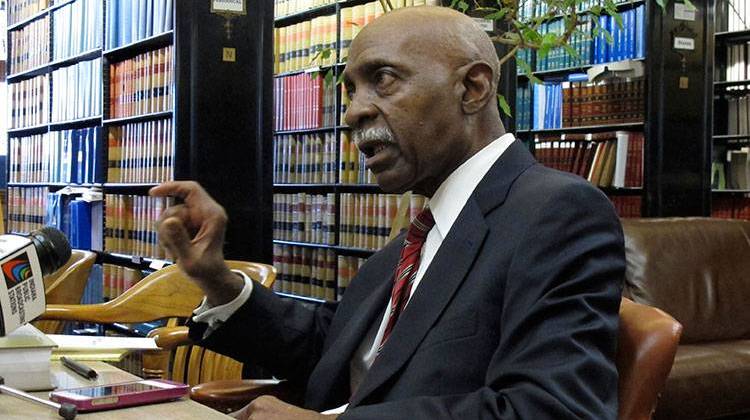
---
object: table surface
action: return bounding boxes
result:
[0,361,230,419]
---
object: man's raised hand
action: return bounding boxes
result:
[150,181,244,306]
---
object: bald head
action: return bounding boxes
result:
[342,6,506,196]
[355,6,501,89]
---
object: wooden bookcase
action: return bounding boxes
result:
[512,0,712,218]
[710,0,750,219]
[4,0,273,291]
[271,0,437,302]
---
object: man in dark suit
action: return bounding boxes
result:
[151,6,624,419]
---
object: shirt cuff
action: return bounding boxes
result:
[192,270,254,336]
[321,404,348,415]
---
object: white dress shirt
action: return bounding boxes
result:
[193,133,517,414]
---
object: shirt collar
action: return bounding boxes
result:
[428,133,516,239]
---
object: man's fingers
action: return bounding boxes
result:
[157,217,193,262]
[150,181,207,203]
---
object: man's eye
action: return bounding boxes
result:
[344,85,355,100]
[375,71,395,89]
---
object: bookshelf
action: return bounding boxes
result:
[515,0,713,218]
[5,0,274,306]
[710,0,750,219]
[271,0,439,301]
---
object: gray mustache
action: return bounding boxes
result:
[352,127,396,147]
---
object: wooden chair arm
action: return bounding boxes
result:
[147,326,192,350]
[190,379,290,414]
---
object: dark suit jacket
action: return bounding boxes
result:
[189,140,625,419]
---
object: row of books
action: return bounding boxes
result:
[713,196,750,220]
[713,148,750,190]
[333,254,365,300]
[102,263,144,301]
[339,193,428,250]
[516,48,533,76]
[8,16,49,75]
[726,94,750,135]
[273,132,337,184]
[535,8,645,72]
[7,0,49,26]
[46,193,103,250]
[536,131,644,188]
[51,58,102,122]
[273,0,335,20]
[340,131,376,185]
[109,45,174,119]
[273,193,336,245]
[107,119,174,184]
[9,74,48,128]
[105,0,174,50]
[6,187,47,234]
[273,72,336,131]
[724,43,750,83]
[535,17,596,73]
[274,15,338,74]
[726,0,750,32]
[532,83,563,130]
[51,0,102,61]
[562,78,645,127]
[519,0,639,21]
[272,244,337,301]
[104,194,172,260]
[516,83,532,131]
[610,195,641,218]
[591,8,645,65]
[338,1,384,63]
[339,0,437,62]
[8,127,102,184]
[273,0,437,74]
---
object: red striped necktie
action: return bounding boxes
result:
[378,208,435,353]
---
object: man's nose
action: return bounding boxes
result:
[344,90,377,128]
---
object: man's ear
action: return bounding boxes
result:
[460,61,495,114]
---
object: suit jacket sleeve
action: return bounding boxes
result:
[187,283,339,385]
[341,181,625,419]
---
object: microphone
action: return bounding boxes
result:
[0,227,73,336]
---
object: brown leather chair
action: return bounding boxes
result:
[622,218,750,419]
[618,297,682,420]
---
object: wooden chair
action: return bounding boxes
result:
[185,297,684,415]
[37,261,276,387]
[33,250,97,334]
[618,297,682,420]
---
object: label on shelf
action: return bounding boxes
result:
[674,3,697,22]
[673,36,695,51]
[472,18,494,33]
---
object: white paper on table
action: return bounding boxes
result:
[47,334,160,351]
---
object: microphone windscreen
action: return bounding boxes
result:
[29,227,73,276]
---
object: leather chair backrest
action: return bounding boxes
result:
[617,297,682,420]
[621,218,750,343]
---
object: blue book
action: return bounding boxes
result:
[70,200,92,250]
[106,0,117,49]
[75,130,85,184]
[625,10,635,59]
[120,0,133,47]
[635,5,645,58]
[60,131,73,183]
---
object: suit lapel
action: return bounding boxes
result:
[305,240,401,410]
[349,197,488,407]
[348,139,537,407]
